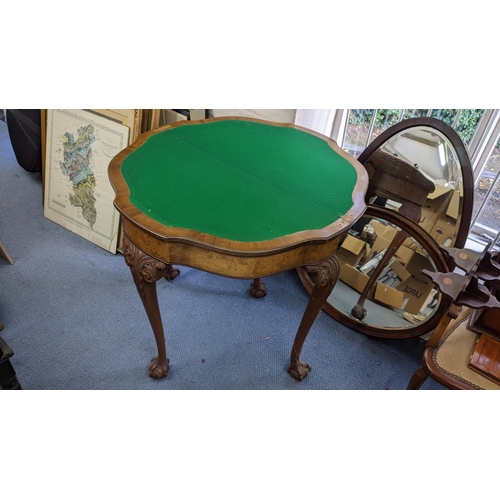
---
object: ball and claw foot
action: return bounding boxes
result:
[164,265,181,282]
[149,357,170,379]
[287,360,312,381]
[250,279,267,298]
[351,304,367,320]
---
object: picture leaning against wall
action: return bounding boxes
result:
[44,109,129,253]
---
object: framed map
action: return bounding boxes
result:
[44,109,129,253]
[41,109,142,198]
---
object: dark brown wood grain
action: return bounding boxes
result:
[469,334,500,384]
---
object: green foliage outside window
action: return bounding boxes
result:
[453,109,484,145]
[348,109,484,146]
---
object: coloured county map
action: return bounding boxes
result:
[60,123,97,228]
[44,109,129,253]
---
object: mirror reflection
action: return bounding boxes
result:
[327,126,463,328]
[321,122,468,331]
[363,126,464,247]
[331,220,441,328]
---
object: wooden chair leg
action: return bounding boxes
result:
[407,365,429,390]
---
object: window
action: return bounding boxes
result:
[341,109,484,159]
[337,109,500,248]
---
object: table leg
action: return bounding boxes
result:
[123,235,171,379]
[288,255,340,381]
[165,264,181,281]
[250,278,267,298]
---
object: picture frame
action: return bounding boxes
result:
[41,109,143,197]
[43,109,131,253]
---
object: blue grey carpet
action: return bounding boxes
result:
[0,119,445,390]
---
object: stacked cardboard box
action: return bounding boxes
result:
[373,283,404,310]
[339,265,372,296]
[337,217,438,314]
[396,251,435,314]
[428,187,460,245]
[398,182,462,313]
[338,220,406,310]
[336,235,370,268]
[419,183,461,247]
[337,180,460,316]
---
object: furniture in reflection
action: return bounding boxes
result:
[0,326,22,390]
[108,117,368,381]
[407,246,500,389]
[350,149,436,320]
[298,117,474,339]
[298,206,452,338]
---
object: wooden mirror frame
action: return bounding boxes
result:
[357,117,474,250]
[297,117,474,339]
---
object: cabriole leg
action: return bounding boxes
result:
[123,235,170,379]
[288,255,340,381]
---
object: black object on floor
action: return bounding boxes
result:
[0,328,22,390]
[6,109,42,173]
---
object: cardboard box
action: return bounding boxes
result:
[337,235,369,268]
[366,234,415,268]
[402,237,420,251]
[374,283,405,310]
[370,219,389,237]
[395,250,435,313]
[446,188,461,219]
[419,185,454,232]
[429,215,458,246]
[394,245,415,267]
[390,259,411,282]
[366,235,391,261]
[404,251,434,278]
[397,275,434,314]
[381,224,398,240]
[339,264,372,296]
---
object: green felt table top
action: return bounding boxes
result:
[120,119,358,242]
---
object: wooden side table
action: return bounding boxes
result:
[109,117,368,381]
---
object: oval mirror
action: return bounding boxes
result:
[297,117,474,338]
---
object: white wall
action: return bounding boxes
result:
[212,109,296,123]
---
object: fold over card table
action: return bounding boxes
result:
[108,117,367,381]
